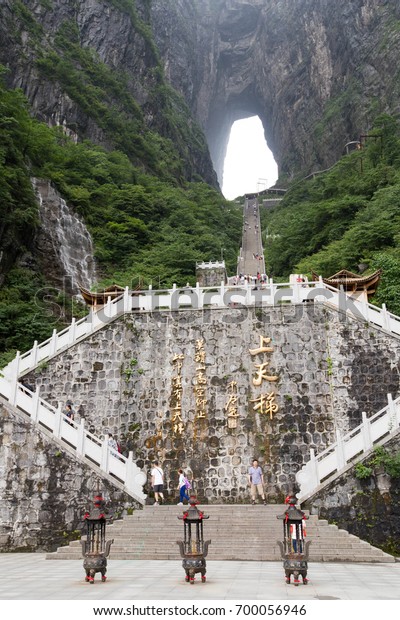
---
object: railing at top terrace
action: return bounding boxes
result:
[196,260,225,269]
[0,375,147,503]
[3,278,400,381]
[296,394,400,503]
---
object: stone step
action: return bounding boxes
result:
[47,505,394,563]
[59,541,388,554]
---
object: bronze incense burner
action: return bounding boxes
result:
[277,494,311,586]
[177,495,211,584]
[81,490,114,583]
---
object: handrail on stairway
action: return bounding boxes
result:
[0,375,147,504]
[296,393,400,502]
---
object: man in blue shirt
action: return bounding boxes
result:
[248,459,267,505]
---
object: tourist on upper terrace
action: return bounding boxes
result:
[248,459,267,505]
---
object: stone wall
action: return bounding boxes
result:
[24,303,400,504]
[0,399,138,552]
[195,265,227,286]
[303,433,400,556]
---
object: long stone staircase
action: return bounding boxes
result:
[46,504,394,562]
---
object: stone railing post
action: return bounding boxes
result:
[31,386,40,422]
[87,308,95,332]
[101,437,110,473]
[105,295,112,319]
[361,411,372,451]
[309,448,319,489]
[49,329,58,356]
[335,429,346,470]
[125,452,135,491]
[68,318,76,345]
[381,303,391,332]
[387,393,397,432]
[296,449,319,499]
[123,286,130,313]
[196,282,203,309]
[270,278,276,305]
[76,419,85,456]
[292,280,301,304]
[31,340,39,366]
[361,295,369,323]
[10,376,18,407]
[11,351,21,381]
[54,402,63,438]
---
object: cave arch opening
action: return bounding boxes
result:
[221,116,278,200]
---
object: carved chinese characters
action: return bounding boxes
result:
[171,353,185,435]
[249,336,279,420]
[194,339,207,420]
[225,380,239,428]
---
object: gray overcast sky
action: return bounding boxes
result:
[222,116,278,200]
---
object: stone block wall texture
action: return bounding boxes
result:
[195,266,227,286]
[0,400,138,552]
[304,433,400,556]
[24,304,400,504]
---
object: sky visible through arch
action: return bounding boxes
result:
[222,116,278,200]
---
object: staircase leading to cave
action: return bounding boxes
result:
[46,504,394,562]
[240,197,265,276]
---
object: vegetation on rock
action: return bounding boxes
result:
[0,71,241,365]
[264,114,400,315]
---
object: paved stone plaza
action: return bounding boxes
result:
[0,555,399,600]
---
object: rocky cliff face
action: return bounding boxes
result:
[151,0,400,180]
[1,0,400,182]
[33,179,97,295]
[0,398,137,551]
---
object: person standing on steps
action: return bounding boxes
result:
[248,458,267,505]
[177,468,191,505]
[151,460,165,505]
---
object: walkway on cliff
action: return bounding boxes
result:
[239,197,265,277]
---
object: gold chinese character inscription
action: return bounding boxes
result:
[173,422,184,435]
[194,339,207,420]
[252,362,278,385]
[225,394,238,411]
[249,336,274,356]
[249,335,279,422]
[195,350,206,364]
[170,352,185,435]
[225,380,239,428]
[250,392,279,420]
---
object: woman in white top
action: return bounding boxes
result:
[151,461,164,505]
[177,468,190,505]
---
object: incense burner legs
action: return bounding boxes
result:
[83,554,108,583]
[182,557,207,584]
[283,558,309,586]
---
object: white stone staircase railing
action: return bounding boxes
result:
[296,393,400,503]
[2,279,400,381]
[0,375,147,504]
